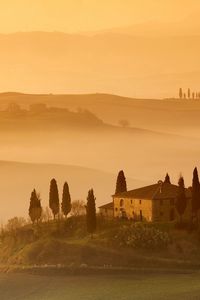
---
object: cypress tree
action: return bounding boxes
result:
[175,176,187,223]
[61,182,71,217]
[164,173,171,184]
[29,189,37,223]
[86,189,96,237]
[115,170,127,194]
[192,167,200,222]
[29,189,42,224]
[179,88,183,99]
[49,178,59,219]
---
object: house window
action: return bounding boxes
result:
[139,200,142,205]
[160,200,163,206]
[131,200,133,204]
[115,208,118,212]
[120,199,124,207]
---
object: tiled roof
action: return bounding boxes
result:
[113,182,191,200]
[99,202,113,209]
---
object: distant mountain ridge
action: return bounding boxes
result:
[87,16,200,37]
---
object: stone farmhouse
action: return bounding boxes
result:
[99,180,192,222]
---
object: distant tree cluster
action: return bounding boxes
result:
[28,178,97,236]
[179,88,200,100]
[28,179,72,223]
[158,169,200,225]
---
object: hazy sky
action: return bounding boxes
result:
[0,0,199,33]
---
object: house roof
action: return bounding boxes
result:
[99,202,113,209]
[113,182,191,200]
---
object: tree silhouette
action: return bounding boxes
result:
[192,167,200,223]
[115,170,127,194]
[49,179,59,219]
[175,176,187,223]
[29,189,42,224]
[164,173,171,184]
[86,189,96,237]
[61,182,71,217]
[179,88,183,99]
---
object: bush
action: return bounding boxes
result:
[112,223,170,250]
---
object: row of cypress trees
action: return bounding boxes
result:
[171,168,200,224]
[49,179,71,219]
[28,179,71,223]
[176,167,200,224]
[179,88,200,100]
[28,179,97,235]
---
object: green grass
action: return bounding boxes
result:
[1,272,200,300]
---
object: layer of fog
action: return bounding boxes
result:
[0,94,199,220]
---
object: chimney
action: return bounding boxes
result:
[157,180,163,193]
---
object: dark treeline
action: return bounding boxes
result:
[28,179,97,236]
[179,88,200,100]
[5,167,200,237]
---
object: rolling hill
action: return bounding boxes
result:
[0,93,199,187]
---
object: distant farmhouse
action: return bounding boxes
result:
[99,180,192,222]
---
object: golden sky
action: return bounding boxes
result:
[0,0,199,33]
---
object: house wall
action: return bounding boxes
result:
[99,207,113,218]
[152,197,192,222]
[113,197,153,221]
[113,196,192,222]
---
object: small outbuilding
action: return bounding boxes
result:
[99,202,113,219]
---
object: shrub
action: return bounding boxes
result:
[112,223,170,250]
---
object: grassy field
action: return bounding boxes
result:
[0,271,200,300]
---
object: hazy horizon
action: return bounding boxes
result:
[1,0,200,33]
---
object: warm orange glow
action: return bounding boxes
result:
[0,0,199,33]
